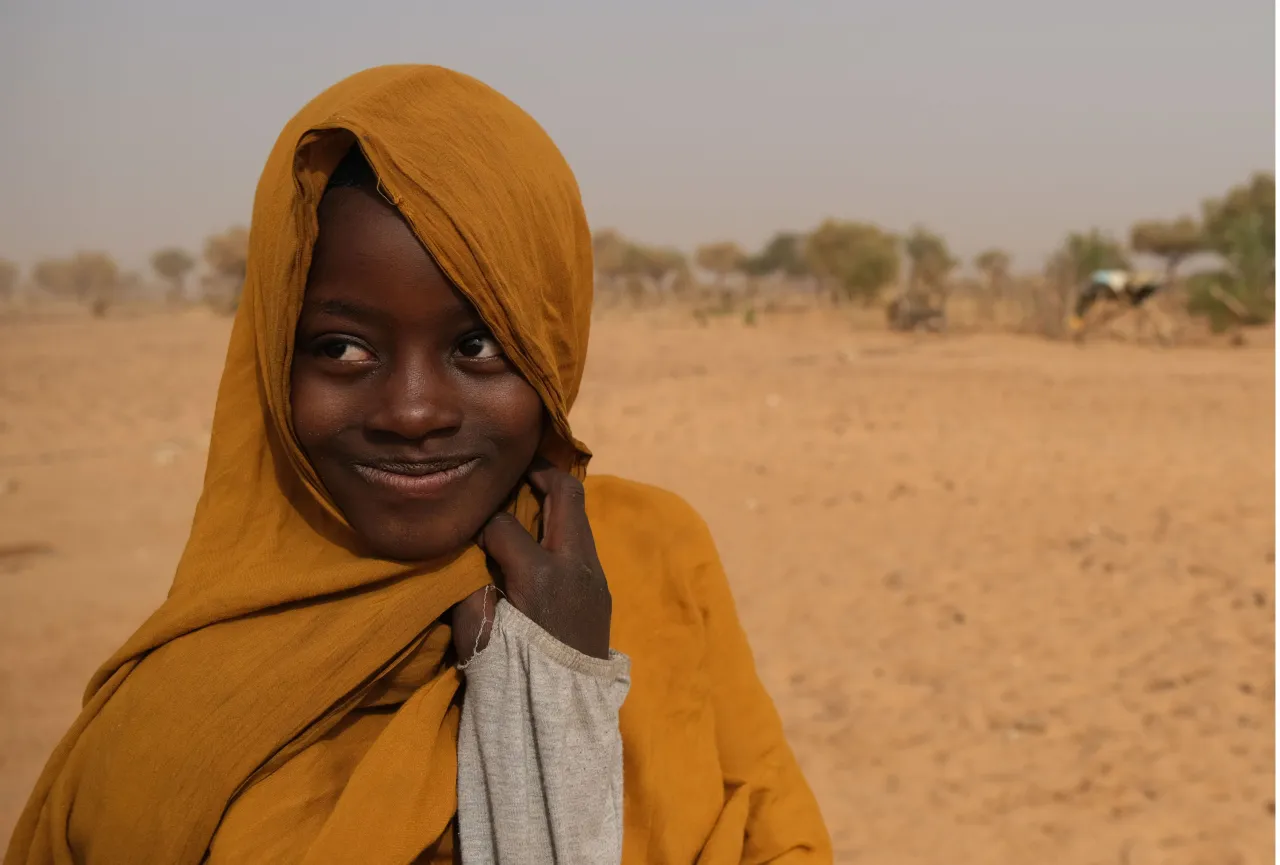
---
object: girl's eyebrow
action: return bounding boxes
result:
[307,297,385,323]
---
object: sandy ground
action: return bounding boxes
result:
[0,307,1274,863]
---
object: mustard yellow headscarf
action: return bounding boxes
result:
[7,64,831,865]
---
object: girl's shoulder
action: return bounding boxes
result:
[583,474,717,561]
[584,476,720,654]
[584,474,703,527]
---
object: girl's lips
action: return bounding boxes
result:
[352,457,480,498]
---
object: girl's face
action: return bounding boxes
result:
[291,186,544,562]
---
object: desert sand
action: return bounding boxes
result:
[0,307,1273,863]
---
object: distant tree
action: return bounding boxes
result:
[903,226,957,295]
[0,259,18,302]
[1187,172,1275,329]
[151,247,197,303]
[1129,217,1203,283]
[974,249,1012,288]
[742,232,811,278]
[594,230,688,286]
[1050,229,1129,287]
[592,229,691,300]
[203,226,250,311]
[33,253,121,315]
[1202,171,1275,264]
[694,241,746,286]
[592,229,630,287]
[973,248,1012,321]
[805,219,900,303]
[204,227,249,282]
[33,258,75,297]
[67,252,121,317]
[626,244,689,292]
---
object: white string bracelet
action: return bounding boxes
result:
[461,584,503,669]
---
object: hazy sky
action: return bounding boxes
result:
[1,1,1274,275]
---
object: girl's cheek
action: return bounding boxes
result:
[290,377,338,445]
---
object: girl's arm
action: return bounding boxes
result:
[456,598,631,865]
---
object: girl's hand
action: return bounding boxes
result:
[451,466,612,663]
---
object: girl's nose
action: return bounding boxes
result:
[365,355,463,440]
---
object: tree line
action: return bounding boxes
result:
[0,227,248,316]
[595,171,1273,332]
[0,171,1271,332]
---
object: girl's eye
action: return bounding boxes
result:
[457,333,503,360]
[316,338,374,363]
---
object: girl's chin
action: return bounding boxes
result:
[355,520,483,565]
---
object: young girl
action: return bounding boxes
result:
[7,65,831,864]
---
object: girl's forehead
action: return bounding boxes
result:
[307,188,485,331]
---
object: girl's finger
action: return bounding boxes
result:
[478,512,544,573]
[527,466,592,553]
